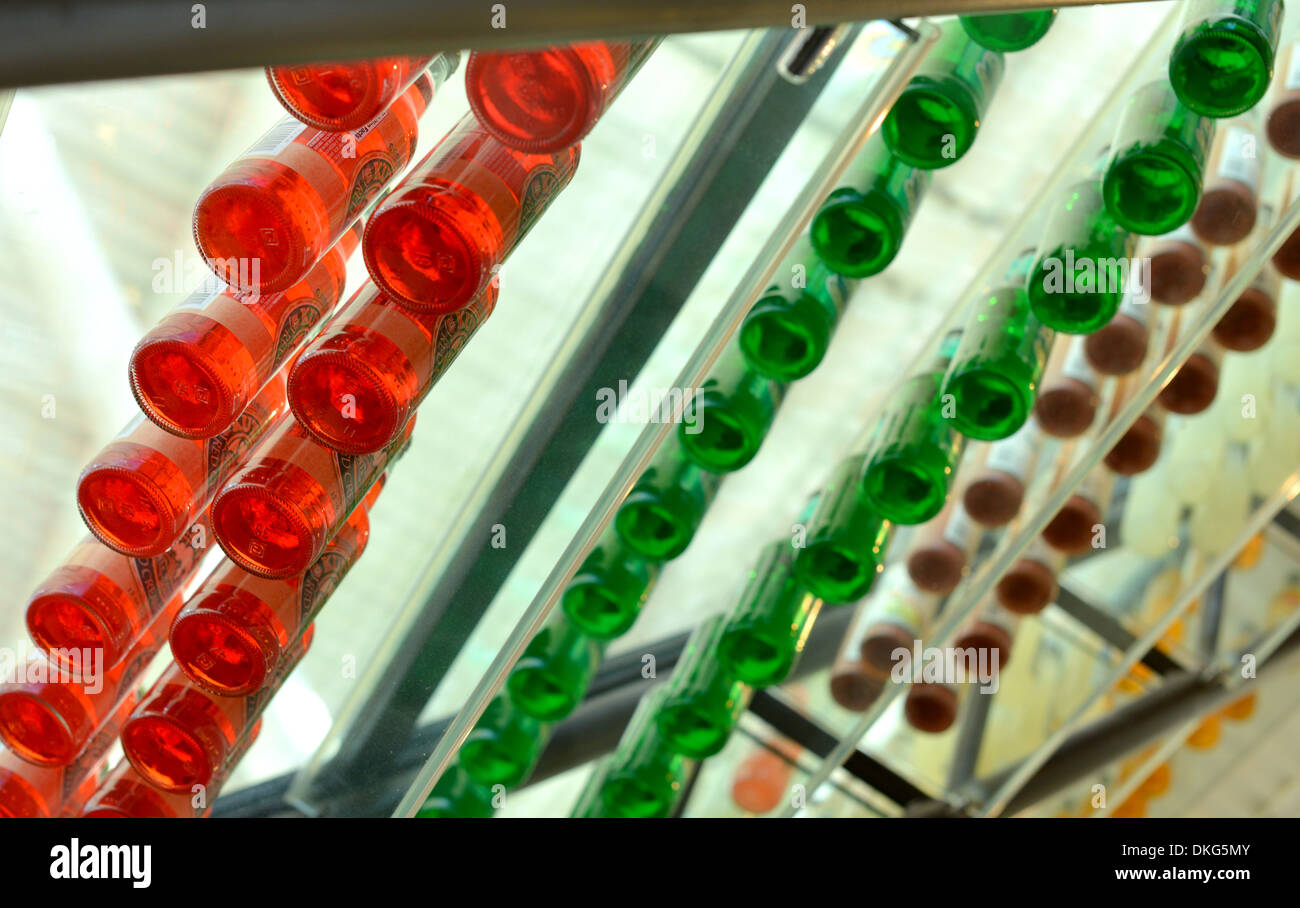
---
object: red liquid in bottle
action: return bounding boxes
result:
[27,521,213,670]
[78,373,289,558]
[465,40,658,153]
[211,415,411,578]
[83,722,262,818]
[0,694,133,817]
[267,54,452,132]
[130,225,357,439]
[0,594,182,766]
[195,73,438,294]
[171,507,370,696]
[122,629,312,792]
[288,281,497,453]
[364,113,580,313]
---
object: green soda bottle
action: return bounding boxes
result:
[506,611,603,721]
[1170,0,1284,118]
[810,135,931,278]
[1028,172,1137,333]
[943,250,1054,441]
[601,687,694,818]
[794,455,893,603]
[655,615,750,759]
[679,343,784,473]
[614,434,719,561]
[1104,80,1216,235]
[718,541,820,687]
[882,20,1005,169]
[459,694,548,789]
[415,763,496,818]
[561,526,659,640]
[859,331,966,525]
[740,236,852,380]
[960,9,1058,52]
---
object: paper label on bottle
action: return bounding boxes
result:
[985,425,1036,480]
[202,382,287,497]
[173,285,226,313]
[241,119,310,159]
[874,590,923,637]
[1154,222,1202,248]
[1216,126,1261,193]
[1061,336,1096,385]
[980,599,1018,635]
[1117,290,1149,328]
[1285,41,1300,90]
[942,502,977,550]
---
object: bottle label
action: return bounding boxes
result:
[241,119,309,159]
[1061,336,1096,385]
[873,588,924,637]
[305,114,411,223]
[942,502,977,549]
[1286,41,1300,90]
[129,518,211,619]
[1117,289,1149,327]
[515,164,567,247]
[272,288,329,367]
[297,522,367,625]
[985,424,1037,480]
[203,389,282,497]
[1216,125,1261,193]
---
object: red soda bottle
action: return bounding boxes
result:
[466,40,658,153]
[129,224,357,439]
[268,53,456,132]
[363,113,580,314]
[77,372,289,558]
[288,281,497,453]
[194,72,440,294]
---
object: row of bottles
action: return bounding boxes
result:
[6,36,665,817]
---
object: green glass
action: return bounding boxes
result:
[1103,80,1216,235]
[859,332,966,525]
[506,612,603,721]
[1029,177,1137,333]
[655,615,750,759]
[718,541,821,686]
[679,344,784,473]
[960,9,1058,52]
[882,21,1005,169]
[459,695,548,789]
[561,527,659,640]
[415,763,496,818]
[601,687,693,818]
[795,454,893,603]
[614,435,719,561]
[943,251,1054,440]
[1170,0,1283,117]
[571,760,613,817]
[740,237,851,380]
[810,136,931,277]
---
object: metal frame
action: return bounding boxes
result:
[0,0,1139,88]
